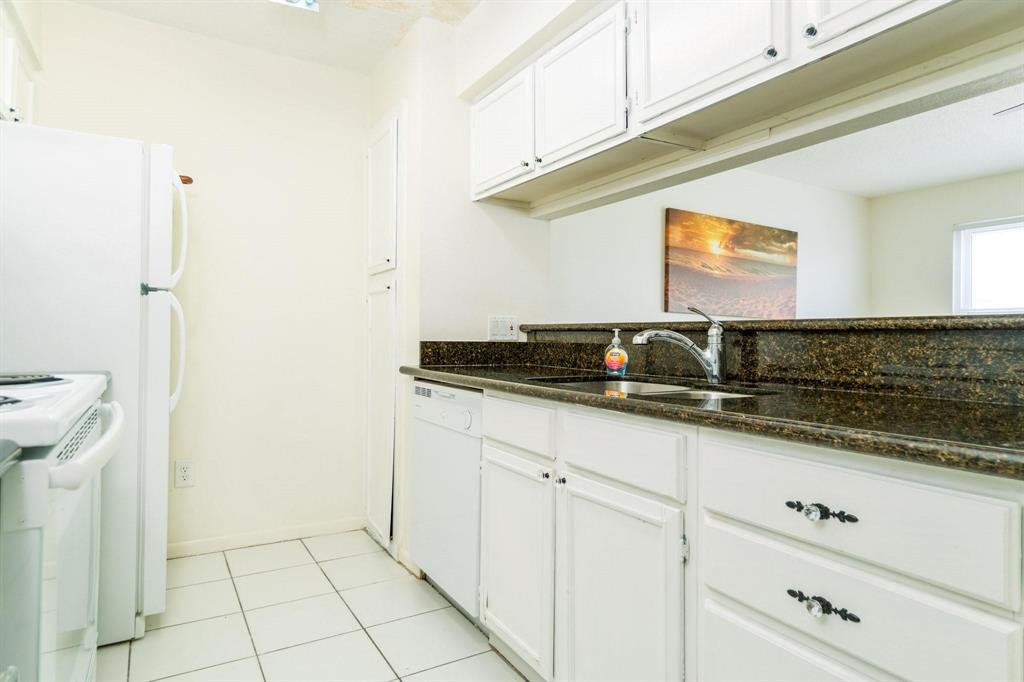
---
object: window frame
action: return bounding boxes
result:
[952,216,1024,315]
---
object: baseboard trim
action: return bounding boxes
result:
[167,515,368,558]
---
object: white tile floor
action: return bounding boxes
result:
[97,531,522,682]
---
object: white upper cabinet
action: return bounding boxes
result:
[629,0,790,127]
[799,0,945,48]
[0,5,34,124]
[534,3,626,168]
[480,444,555,680]
[470,67,535,195]
[555,472,683,682]
[367,115,398,274]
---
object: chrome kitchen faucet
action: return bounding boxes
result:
[632,307,724,385]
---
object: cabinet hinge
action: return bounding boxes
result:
[625,97,631,119]
[680,536,690,563]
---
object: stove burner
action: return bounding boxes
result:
[0,395,22,407]
[0,374,60,386]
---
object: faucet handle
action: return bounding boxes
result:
[687,306,723,331]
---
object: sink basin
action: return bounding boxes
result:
[528,377,758,399]
[553,380,694,395]
[668,390,756,400]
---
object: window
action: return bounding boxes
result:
[953,217,1024,314]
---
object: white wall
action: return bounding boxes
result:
[547,168,870,322]
[373,19,550,343]
[37,1,370,555]
[867,171,1024,317]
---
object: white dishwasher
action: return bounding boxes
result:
[409,380,483,618]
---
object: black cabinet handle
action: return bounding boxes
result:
[786,500,858,523]
[787,589,860,623]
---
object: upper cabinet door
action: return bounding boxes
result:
[800,0,923,47]
[367,115,398,274]
[534,3,626,168]
[555,472,683,682]
[480,444,555,680]
[470,68,535,195]
[630,0,789,126]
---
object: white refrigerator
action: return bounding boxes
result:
[0,122,186,644]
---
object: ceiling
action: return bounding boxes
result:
[748,84,1024,198]
[79,0,478,72]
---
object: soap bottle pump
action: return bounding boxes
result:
[604,328,629,377]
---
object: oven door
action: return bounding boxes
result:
[1,401,123,682]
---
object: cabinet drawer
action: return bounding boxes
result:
[703,517,1023,682]
[701,438,1021,608]
[560,411,687,501]
[483,395,555,458]
[701,599,869,682]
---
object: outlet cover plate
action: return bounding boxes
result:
[488,316,518,341]
[174,459,194,488]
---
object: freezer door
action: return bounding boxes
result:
[0,121,144,645]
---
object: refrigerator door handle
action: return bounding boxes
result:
[168,292,186,413]
[169,172,189,289]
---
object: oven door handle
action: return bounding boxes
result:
[49,402,125,490]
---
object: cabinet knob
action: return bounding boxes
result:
[520,160,530,167]
[534,156,543,164]
[785,500,858,523]
[557,476,567,485]
[763,45,778,59]
[787,589,860,623]
[803,23,818,39]
[540,472,550,480]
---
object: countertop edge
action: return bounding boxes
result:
[400,365,1024,481]
[520,314,1024,333]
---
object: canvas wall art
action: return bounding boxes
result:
[664,208,798,319]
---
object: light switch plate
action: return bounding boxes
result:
[488,316,518,341]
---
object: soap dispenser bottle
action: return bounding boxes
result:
[604,328,629,377]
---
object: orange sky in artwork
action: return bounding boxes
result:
[665,209,797,266]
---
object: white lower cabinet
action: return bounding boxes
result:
[480,444,556,679]
[472,395,1024,682]
[556,473,683,682]
[701,598,868,681]
[479,401,686,682]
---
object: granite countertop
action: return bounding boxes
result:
[399,364,1024,481]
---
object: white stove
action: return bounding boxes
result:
[0,373,109,446]
[0,373,122,682]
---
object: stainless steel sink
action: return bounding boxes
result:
[553,380,694,395]
[669,390,756,400]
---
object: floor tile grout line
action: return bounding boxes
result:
[225,546,387,581]
[147,654,256,682]
[309,553,402,681]
[397,649,505,680]
[126,639,133,682]
[248,625,365,656]
[225,553,269,682]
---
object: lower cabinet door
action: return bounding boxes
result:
[701,599,869,682]
[555,472,683,682]
[480,444,556,680]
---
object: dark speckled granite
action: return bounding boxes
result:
[513,317,1024,405]
[401,363,1024,480]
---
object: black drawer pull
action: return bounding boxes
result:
[787,589,860,623]
[786,500,858,523]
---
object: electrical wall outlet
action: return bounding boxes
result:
[488,315,518,341]
[174,459,195,488]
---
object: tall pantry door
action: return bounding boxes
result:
[366,277,397,547]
